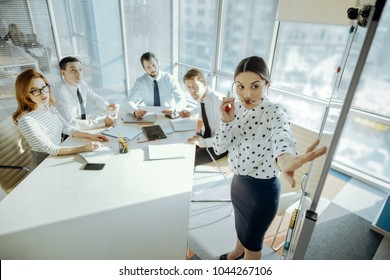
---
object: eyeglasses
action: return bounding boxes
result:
[29,84,50,97]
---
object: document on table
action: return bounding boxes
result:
[79,144,115,163]
[121,112,157,123]
[139,105,169,113]
[170,117,197,132]
[102,124,142,140]
[148,143,187,160]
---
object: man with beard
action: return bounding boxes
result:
[128,52,187,119]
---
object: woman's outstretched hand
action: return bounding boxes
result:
[277,139,327,188]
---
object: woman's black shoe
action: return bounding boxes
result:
[219,252,244,260]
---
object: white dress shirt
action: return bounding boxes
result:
[213,98,297,179]
[127,71,187,113]
[197,88,225,147]
[53,80,109,130]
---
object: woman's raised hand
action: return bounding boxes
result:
[220,97,235,123]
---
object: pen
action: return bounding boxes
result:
[224,95,234,112]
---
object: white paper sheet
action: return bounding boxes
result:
[148,143,187,160]
[170,118,197,132]
[101,124,142,140]
[79,145,116,163]
[139,105,170,113]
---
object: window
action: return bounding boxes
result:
[0,0,57,111]
[52,0,125,97]
[179,0,217,70]
[270,4,390,187]
[335,114,390,183]
[124,0,173,87]
[333,1,390,184]
[219,0,275,73]
[272,22,349,101]
[178,0,276,100]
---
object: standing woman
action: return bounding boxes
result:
[213,56,326,260]
[12,68,109,170]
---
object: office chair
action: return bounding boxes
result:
[0,115,32,194]
[191,147,231,203]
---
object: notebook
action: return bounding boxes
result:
[170,118,197,132]
[122,113,157,123]
[101,124,142,140]
[142,125,167,140]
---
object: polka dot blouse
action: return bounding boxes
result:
[213,98,297,179]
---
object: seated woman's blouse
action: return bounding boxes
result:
[18,105,75,155]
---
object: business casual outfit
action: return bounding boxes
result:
[213,98,297,251]
[17,105,75,169]
[127,71,187,113]
[53,80,109,130]
[195,88,227,165]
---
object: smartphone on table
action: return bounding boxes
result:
[83,163,105,170]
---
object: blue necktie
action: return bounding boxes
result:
[153,80,160,106]
[76,88,86,120]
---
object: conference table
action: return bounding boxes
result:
[0,113,197,259]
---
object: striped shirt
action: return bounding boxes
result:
[18,105,75,155]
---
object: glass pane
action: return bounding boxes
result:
[124,0,173,88]
[351,1,390,118]
[333,1,390,185]
[220,0,276,73]
[0,0,57,111]
[268,90,327,132]
[335,115,390,182]
[52,0,126,98]
[179,0,217,69]
[215,75,232,97]
[272,22,349,101]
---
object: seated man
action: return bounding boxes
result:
[127,52,187,118]
[53,56,118,131]
[183,68,228,166]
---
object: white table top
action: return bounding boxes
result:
[0,114,196,259]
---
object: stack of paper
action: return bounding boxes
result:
[170,118,197,132]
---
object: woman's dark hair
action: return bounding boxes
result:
[234,56,270,84]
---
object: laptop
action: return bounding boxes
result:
[122,113,157,123]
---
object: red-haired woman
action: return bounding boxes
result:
[12,69,109,169]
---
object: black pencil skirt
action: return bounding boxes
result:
[231,174,281,251]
